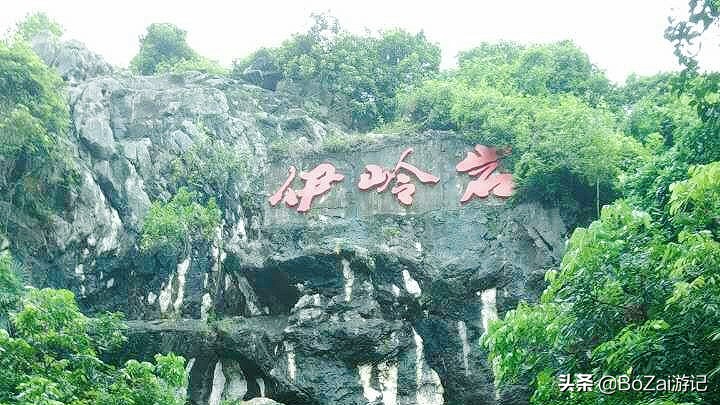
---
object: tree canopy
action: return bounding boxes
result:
[235,14,441,130]
[12,12,64,41]
[131,23,225,75]
[483,2,720,404]
[398,40,640,225]
[0,252,187,405]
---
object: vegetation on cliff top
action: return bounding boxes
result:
[396,40,645,223]
[131,22,226,75]
[229,13,700,226]
[125,14,661,226]
[234,14,442,131]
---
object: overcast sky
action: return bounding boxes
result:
[1,0,718,83]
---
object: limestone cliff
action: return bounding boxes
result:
[6,35,566,405]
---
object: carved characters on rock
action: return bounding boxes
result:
[269,163,345,212]
[358,148,440,206]
[268,145,514,212]
[456,145,514,202]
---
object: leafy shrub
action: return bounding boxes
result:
[140,187,221,253]
[170,135,248,208]
[0,40,76,221]
[0,286,186,404]
[0,41,67,137]
[669,161,720,236]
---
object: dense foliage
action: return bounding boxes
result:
[484,2,720,404]
[485,164,720,404]
[235,14,441,130]
[140,187,221,254]
[0,252,186,404]
[664,0,720,167]
[398,40,642,224]
[131,23,226,75]
[0,21,76,226]
[12,12,64,41]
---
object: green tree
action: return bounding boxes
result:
[12,12,64,41]
[515,41,612,106]
[97,354,186,405]
[130,23,198,75]
[622,0,719,223]
[485,162,720,405]
[665,0,720,166]
[620,73,700,145]
[0,285,187,404]
[455,40,612,106]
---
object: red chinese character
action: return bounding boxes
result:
[358,148,439,206]
[456,145,514,203]
[269,163,344,212]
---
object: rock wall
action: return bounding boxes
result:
[5,36,566,405]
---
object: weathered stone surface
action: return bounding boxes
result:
[6,38,568,405]
[31,31,113,83]
[242,52,282,91]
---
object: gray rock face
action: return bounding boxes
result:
[241,50,283,91]
[30,31,113,83]
[7,39,567,405]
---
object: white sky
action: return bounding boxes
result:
[1,0,718,83]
